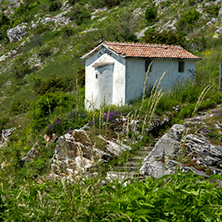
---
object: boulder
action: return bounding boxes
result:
[51,129,131,175]
[140,124,222,178]
[7,24,27,42]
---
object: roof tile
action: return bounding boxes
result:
[103,41,201,60]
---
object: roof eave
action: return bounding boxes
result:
[125,56,202,60]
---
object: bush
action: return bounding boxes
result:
[105,0,121,7]
[30,92,74,130]
[145,5,158,24]
[68,0,78,5]
[9,99,30,115]
[61,26,74,37]
[46,111,88,136]
[33,75,76,96]
[38,45,53,58]
[142,30,185,46]
[177,104,195,119]
[204,4,220,17]
[177,9,201,33]
[69,4,91,25]
[49,0,62,12]
[0,117,9,132]
[102,11,138,42]
[13,57,34,79]
[0,13,10,40]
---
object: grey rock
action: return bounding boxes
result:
[140,124,222,178]
[51,129,131,174]
[7,24,27,42]
[0,55,8,62]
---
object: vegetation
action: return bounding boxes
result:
[0,0,222,220]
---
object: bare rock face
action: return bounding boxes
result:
[140,124,222,178]
[0,128,16,147]
[7,24,27,42]
[51,129,131,175]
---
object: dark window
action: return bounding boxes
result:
[145,59,152,72]
[96,73,98,79]
[178,61,184,73]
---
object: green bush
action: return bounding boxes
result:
[30,92,74,130]
[105,0,121,7]
[33,75,75,96]
[0,13,10,40]
[69,4,91,25]
[0,117,9,132]
[38,45,53,58]
[68,0,78,5]
[49,0,62,12]
[9,99,30,115]
[177,104,195,119]
[13,57,34,79]
[204,4,220,17]
[145,5,158,24]
[177,9,201,33]
[61,26,74,37]
[102,11,138,42]
[188,0,195,6]
[160,1,171,8]
[142,30,186,46]
[46,111,88,136]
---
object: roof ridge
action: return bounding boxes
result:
[104,41,182,48]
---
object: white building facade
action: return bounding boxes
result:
[81,42,201,110]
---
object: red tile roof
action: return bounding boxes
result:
[102,41,201,60]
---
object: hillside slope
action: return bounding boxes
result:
[1,0,222,129]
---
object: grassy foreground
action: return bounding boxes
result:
[1,171,222,221]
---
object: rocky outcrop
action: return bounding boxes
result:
[140,124,222,178]
[0,128,16,148]
[51,129,131,175]
[7,23,27,42]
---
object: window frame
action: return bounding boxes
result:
[178,60,185,73]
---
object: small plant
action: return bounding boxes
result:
[69,4,91,25]
[0,13,10,40]
[48,0,62,12]
[145,5,158,24]
[68,0,78,5]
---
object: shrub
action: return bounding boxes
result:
[46,111,88,136]
[105,0,121,7]
[30,92,74,130]
[33,75,75,96]
[9,99,30,115]
[49,0,62,12]
[0,13,10,40]
[13,58,34,79]
[142,30,185,46]
[160,1,171,8]
[204,4,220,17]
[0,117,9,132]
[145,5,158,24]
[188,0,195,6]
[102,11,138,42]
[177,9,201,33]
[69,4,91,25]
[68,0,78,5]
[61,26,74,37]
[177,104,195,119]
[38,45,53,58]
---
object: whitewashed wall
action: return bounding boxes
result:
[85,47,126,110]
[125,58,196,103]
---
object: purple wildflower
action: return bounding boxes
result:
[199,127,211,135]
[66,130,74,134]
[192,118,202,122]
[211,108,222,113]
